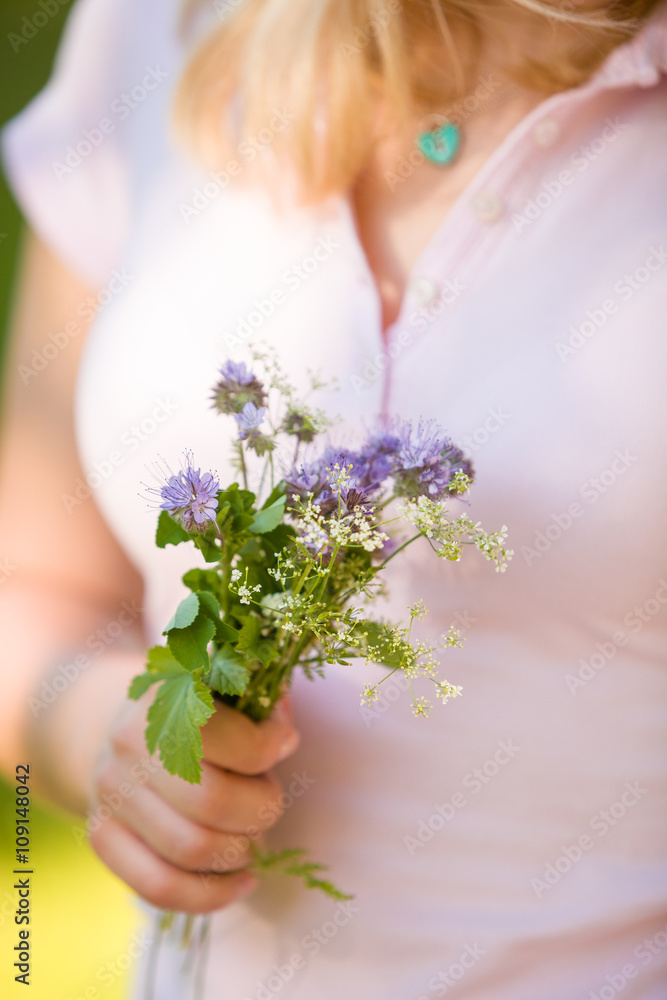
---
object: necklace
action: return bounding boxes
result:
[416,120,461,165]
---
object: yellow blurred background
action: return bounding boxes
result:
[1,4,140,997]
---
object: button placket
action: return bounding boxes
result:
[532,117,561,148]
[471,191,505,223]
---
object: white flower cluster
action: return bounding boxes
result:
[355,610,465,719]
[399,495,451,539]
[329,511,388,553]
[399,498,512,571]
[238,584,261,604]
[228,566,262,604]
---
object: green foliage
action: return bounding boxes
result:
[351,620,404,667]
[132,348,511,900]
[128,647,215,783]
[249,495,286,534]
[182,568,219,594]
[236,615,278,668]
[163,593,200,631]
[156,510,189,548]
[193,533,221,563]
[207,645,250,696]
[167,613,216,672]
[250,844,353,901]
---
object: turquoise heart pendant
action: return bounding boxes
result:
[416,121,460,165]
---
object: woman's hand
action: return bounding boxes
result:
[88,691,300,914]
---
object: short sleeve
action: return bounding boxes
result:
[1,0,131,289]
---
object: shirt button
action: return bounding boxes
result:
[472,191,503,223]
[533,117,560,148]
[408,276,439,306]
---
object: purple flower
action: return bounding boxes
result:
[211,360,266,414]
[283,446,379,521]
[233,402,267,439]
[353,428,402,489]
[392,418,473,500]
[338,485,375,517]
[148,452,220,533]
[283,462,328,501]
[219,360,254,385]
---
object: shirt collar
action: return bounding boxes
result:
[591,0,667,89]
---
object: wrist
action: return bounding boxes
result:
[25,649,145,815]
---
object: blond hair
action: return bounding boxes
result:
[175,0,659,200]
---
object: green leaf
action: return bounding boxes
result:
[250,496,286,534]
[249,844,353,901]
[237,615,277,668]
[353,620,404,667]
[195,589,221,621]
[167,613,216,671]
[182,568,219,594]
[163,593,200,633]
[207,645,250,696]
[194,534,221,563]
[215,500,231,529]
[143,663,215,784]
[218,620,240,642]
[236,488,256,510]
[194,590,236,644]
[128,646,183,700]
[156,511,190,548]
[261,483,286,509]
[128,671,161,700]
[220,486,257,533]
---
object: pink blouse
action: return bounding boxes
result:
[3,1,667,997]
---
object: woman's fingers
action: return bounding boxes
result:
[200,699,300,775]
[147,760,285,833]
[91,692,302,914]
[93,781,254,872]
[89,815,257,914]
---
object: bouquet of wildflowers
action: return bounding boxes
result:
[130,349,511,905]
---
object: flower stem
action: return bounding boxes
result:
[236,440,249,490]
[376,533,422,569]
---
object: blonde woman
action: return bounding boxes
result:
[1,0,667,996]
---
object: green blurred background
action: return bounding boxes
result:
[1,3,140,998]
